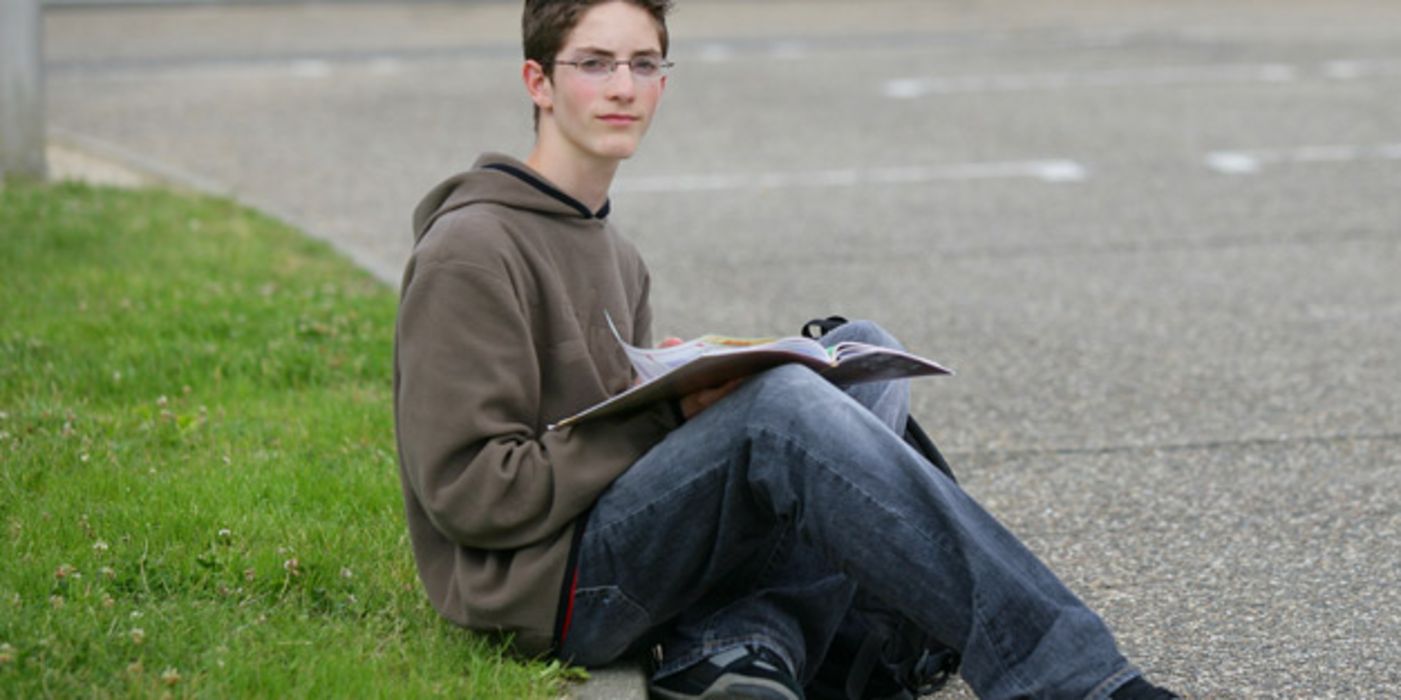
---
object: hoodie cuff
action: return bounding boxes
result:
[667,397,687,425]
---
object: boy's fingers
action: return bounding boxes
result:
[679,377,748,420]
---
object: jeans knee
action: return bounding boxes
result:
[750,364,824,395]
[742,365,862,440]
[743,365,837,415]
[823,319,905,352]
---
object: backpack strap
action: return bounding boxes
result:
[801,315,851,341]
[903,414,956,484]
[844,624,889,699]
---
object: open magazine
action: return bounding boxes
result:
[548,316,952,430]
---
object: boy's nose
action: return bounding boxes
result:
[605,65,637,96]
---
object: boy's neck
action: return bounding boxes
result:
[524,144,619,215]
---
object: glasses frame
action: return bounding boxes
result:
[550,55,675,80]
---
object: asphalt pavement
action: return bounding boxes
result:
[40,1,1401,697]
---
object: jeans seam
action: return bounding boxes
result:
[561,585,652,666]
[971,580,1036,695]
[754,522,793,581]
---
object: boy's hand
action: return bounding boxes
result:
[654,336,742,419]
[679,378,744,420]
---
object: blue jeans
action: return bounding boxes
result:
[558,322,1138,700]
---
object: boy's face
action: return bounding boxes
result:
[528,1,667,165]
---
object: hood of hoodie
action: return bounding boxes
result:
[411,153,610,244]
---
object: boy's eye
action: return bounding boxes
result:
[630,58,661,77]
[578,58,612,74]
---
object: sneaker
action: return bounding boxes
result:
[1110,676,1180,700]
[651,645,803,700]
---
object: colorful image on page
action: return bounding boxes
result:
[605,313,778,382]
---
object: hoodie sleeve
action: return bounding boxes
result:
[632,264,655,348]
[395,257,675,551]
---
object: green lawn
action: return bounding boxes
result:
[0,182,574,698]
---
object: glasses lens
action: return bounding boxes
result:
[577,58,611,76]
[631,58,661,78]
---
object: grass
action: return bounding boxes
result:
[0,182,577,698]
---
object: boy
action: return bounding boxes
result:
[393,1,1178,698]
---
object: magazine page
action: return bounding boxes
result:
[822,341,953,385]
[606,313,825,381]
[548,340,839,429]
[551,317,952,430]
[618,334,772,382]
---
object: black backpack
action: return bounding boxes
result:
[799,316,962,699]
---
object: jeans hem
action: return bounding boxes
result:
[652,635,797,684]
[1084,665,1141,700]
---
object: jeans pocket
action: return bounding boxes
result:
[559,585,652,667]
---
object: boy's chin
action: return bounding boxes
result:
[594,137,644,161]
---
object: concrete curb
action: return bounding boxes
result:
[573,660,650,700]
[45,127,402,285]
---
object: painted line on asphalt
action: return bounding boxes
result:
[616,140,1401,195]
[289,59,333,79]
[612,159,1088,193]
[678,29,1158,64]
[1205,143,1401,175]
[50,54,412,83]
[1321,58,1401,80]
[884,57,1401,99]
[367,57,404,76]
[884,62,1297,98]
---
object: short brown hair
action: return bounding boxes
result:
[522,0,674,128]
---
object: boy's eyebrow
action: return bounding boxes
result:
[568,46,663,58]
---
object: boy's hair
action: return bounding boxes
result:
[523,0,674,129]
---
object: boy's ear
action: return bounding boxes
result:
[523,60,554,112]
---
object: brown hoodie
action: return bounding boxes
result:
[394,153,678,655]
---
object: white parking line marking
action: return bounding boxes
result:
[1322,58,1401,80]
[289,60,332,79]
[1324,61,1368,80]
[367,57,403,76]
[697,43,737,63]
[613,159,1088,193]
[884,63,1297,98]
[1205,143,1401,174]
[614,140,1400,194]
[769,41,809,60]
[1205,152,1262,175]
[884,57,1401,99]
[1293,145,1364,163]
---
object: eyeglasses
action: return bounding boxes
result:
[552,55,674,80]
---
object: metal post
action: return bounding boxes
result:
[1,0,47,181]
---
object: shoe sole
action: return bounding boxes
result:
[651,671,801,700]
